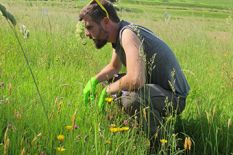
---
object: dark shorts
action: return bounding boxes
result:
[108,74,187,139]
[118,84,186,117]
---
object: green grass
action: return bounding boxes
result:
[1,0,233,154]
[124,0,233,10]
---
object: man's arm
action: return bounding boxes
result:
[106,29,146,94]
[95,50,122,82]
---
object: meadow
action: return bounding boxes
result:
[0,0,233,154]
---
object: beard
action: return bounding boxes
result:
[93,39,108,49]
[92,25,109,49]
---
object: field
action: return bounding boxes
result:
[0,0,233,154]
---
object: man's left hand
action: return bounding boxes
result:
[98,87,107,111]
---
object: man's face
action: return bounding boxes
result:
[83,16,109,49]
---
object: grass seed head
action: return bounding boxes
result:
[0,4,16,26]
[19,24,30,39]
[71,110,77,129]
[76,21,87,45]
[20,147,26,155]
[8,82,12,96]
[228,118,232,129]
[105,140,111,144]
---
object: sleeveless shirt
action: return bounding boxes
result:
[112,20,190,97]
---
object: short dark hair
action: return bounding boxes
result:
[79,0,120,23]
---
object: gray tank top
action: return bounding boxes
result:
[112,20,190,97]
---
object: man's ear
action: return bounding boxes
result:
[102,17,109,25]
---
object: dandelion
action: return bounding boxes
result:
[105,97,113,103]
[57,134,65,142]
[109,126,129,133]
[184,137,192,151]
[160,139,168,145]
[56,146,65,152]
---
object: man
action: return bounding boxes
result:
[80,0,190,152]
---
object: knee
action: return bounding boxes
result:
[120,92,140,116]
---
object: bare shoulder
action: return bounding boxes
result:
[121,28,141,47]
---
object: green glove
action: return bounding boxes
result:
[83,77,99,105]
[98,87,107,111]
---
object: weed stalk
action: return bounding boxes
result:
[1,6,50,126]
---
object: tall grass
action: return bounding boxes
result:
[1,0,233,154]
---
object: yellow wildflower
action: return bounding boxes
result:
[105,140,111,144]
[160,139,168,145]
[57,134,65,142]
[109,127,129,133]
[184,137,192,151]
[105,97,113,103]
[65,125,73,131]
[56,146,65,152]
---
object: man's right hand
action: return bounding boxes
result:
[83,77,99,105]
